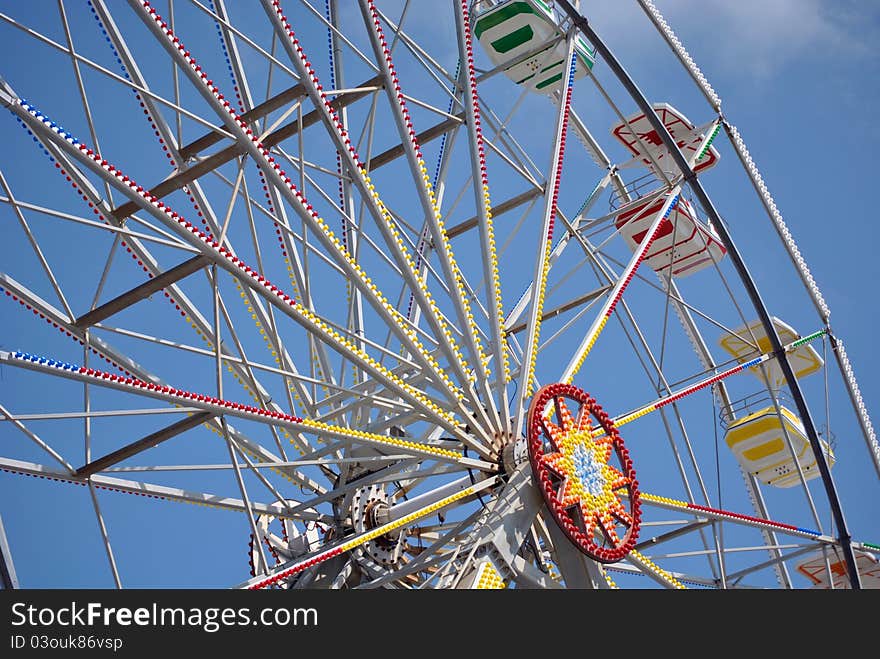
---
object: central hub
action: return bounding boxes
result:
[351,484,405,567]
[526,382,641,563]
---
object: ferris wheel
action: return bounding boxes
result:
[0,0,877,590]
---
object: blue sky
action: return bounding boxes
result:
[0,0,877,589]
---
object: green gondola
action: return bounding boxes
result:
[474,0,595,93]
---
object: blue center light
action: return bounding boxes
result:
[572,442,605,497]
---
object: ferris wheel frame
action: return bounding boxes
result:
[0,0,875,590]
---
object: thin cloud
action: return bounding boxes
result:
[587,0,879,79]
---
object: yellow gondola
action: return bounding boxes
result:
[725,405,834,488]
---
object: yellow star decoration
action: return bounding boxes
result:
[540,397,633,545]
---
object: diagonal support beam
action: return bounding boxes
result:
[507,284,612,335]
[0,514,18,589]
[633,520,712,552]
[111,77,381,221]
[446,187,542,240]
[367,112,464,171]
[73,255,207,328]
[75,411,214,477]
[177,82,307,160]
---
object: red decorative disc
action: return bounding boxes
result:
[527,383,641,563]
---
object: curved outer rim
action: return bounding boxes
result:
[555,0,861,589]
